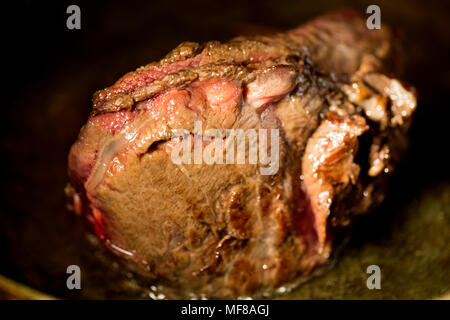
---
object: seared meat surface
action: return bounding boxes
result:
[67,10,416,298]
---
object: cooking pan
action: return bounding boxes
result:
[0,0,448,299]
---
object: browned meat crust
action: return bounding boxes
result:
[67,9,416,298]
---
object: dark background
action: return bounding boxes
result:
[0,0,449,299]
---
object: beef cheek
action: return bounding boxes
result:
[67,10,416,298]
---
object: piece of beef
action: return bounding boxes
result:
[67,10,416,298]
